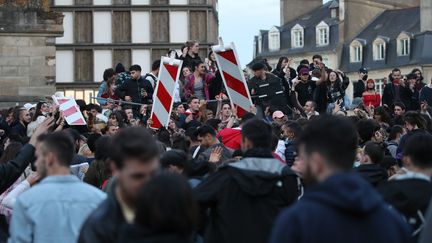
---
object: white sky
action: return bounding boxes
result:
[218,0,330,68]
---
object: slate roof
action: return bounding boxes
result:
[253,0,339,59]
[339,7,432,72]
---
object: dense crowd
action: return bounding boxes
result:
[0,40,431,243]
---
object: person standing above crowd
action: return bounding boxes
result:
[249,62,289,116]
[8,132,106,243]
[181,41,202,70]
[412,68,425,91]
[205,51,218,75]
[291,64,326,112]
[270,116,411,243]
[184,61,215,101]
[382,68,407,108]
[195,119,299,243]
[362,79,381,108]
[97,68,116,106]
[405,72,421,111]
[354,68,368,99]
[116,65,154,114]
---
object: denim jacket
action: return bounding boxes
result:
[8,175,106,243]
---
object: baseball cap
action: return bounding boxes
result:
[23,103,36,110]
[359,67,368,74]
[299,67,310,76]
[272,110,285,119]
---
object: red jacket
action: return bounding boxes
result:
[362,92,381,107]
[217,128,242,150]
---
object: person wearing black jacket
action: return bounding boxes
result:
[116,65,154,110]
[194,119,299,243]
[249,62,290,116]
[354,141,388,187]
[353,67,368,98]
[78,127,160,243]
[378,133,432,241]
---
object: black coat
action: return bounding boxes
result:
[116,77,154,105]
[249,73,290,115]
[378,178,432,240]
[382,83,410,108]
[0,144,34,194]
[194,149,299,243]
[117,224,194,243]
[78,190,126,243]
[353,80,366,98]
[353,164,388,187]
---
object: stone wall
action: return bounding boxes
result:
[0,0,63,108]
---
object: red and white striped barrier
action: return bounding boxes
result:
[150,56,183,129]
[52,96,86,126]
[212,38,253,117]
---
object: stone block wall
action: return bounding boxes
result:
[0,0,63,108]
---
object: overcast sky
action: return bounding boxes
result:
[218,0,330,67]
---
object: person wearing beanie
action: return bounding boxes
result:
[115,63,131,87]
[362,79,381,108]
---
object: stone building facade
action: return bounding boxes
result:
[51,0,219,103]
[254,0,432,97]
[0,0,63,108]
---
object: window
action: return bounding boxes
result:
[291,24,304,48]
[93,12,112,44]
[350,40,363,63]
[397,33,411,56]
[316,21,329,46]
[373,38,386,61]
[74,12,93,43]
[75,50,93,82]
[131,11,150,43]
[56,12,73,44]
[94,50,112,82]
[189,11,207,42]
[112,11,131,43]
[169,11,188,43]
[151,11,169,43]
[56,51,74,83]
[268,26,280,51]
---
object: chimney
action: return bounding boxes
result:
[280,0,322,26]
[421,0,432,32]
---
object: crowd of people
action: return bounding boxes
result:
[0,39,431,243]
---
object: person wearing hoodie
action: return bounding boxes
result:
[378,133,432,241]
[194,119,299,243]
[270,116,411,243]
[353,141,388,187]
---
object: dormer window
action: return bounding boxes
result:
[291,24,304,48]
[350,39,364,63]
[373,37,387,61]
[268,26,280,51]
[397,32,411,56]
[316,21,329,46]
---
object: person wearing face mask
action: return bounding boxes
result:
[353,68,368,99]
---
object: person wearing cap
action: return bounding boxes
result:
[353,67,368,98]
[248,62,289,117]
[291,64,326,110]
[272,111,286,126]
